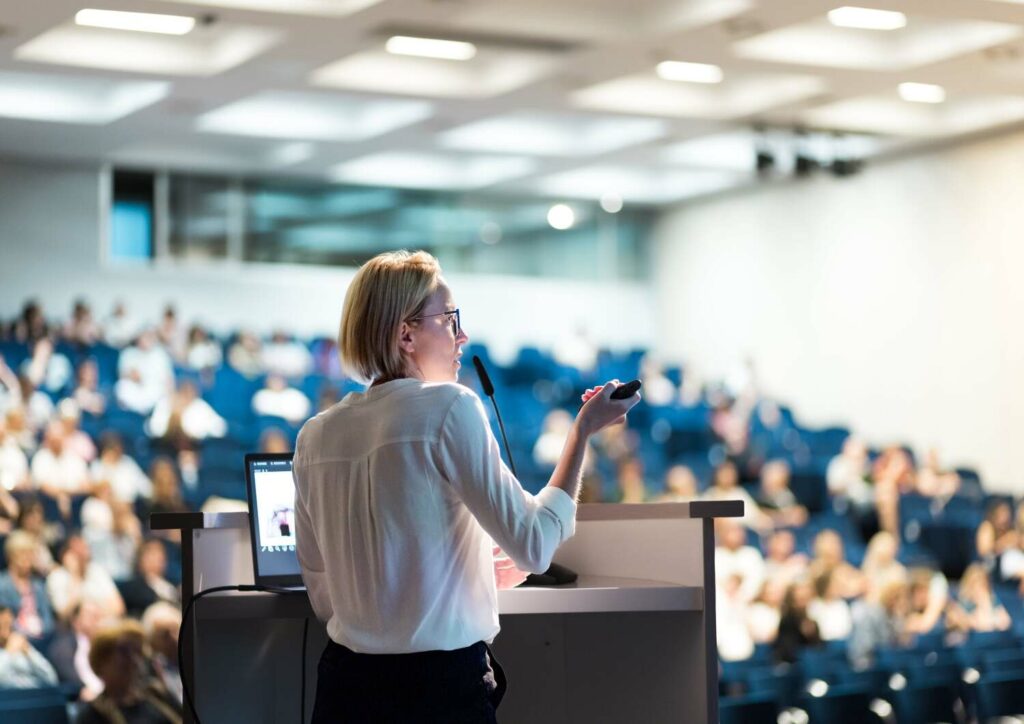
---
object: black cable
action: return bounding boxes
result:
[178,583,308,724]
[301,616,309,722]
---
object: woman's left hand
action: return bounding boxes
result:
[493,546,529,589]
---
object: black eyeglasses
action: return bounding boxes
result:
[410,308,461,337]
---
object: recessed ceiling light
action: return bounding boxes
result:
[600,192,623,214]
[827,6,907,31]
[899,82,945,103]
[385,35,477,61]
[656,61,723,84]
[75,8,196,35]
[547,204,575,230]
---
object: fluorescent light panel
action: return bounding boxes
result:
[899,82,945,103]
[330,152,535,190]
[0,70,168,124]
[156,0,381,16]
[827,6,906,31]
[656,61,723,84]
[385,36,477,61]
[75,8,195,35]
[197,92,432,140]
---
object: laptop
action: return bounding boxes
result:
[244,452,305,589]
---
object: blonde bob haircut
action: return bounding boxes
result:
[339,250,442,383]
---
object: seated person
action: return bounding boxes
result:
[0,603,58,688]
[0,531,56,641]
[184,325,222,372]
[142,602,183,706]
[75,620,182,724]
[46,534,125,622]
[717,573,754,662]
[146,380,226,446]
[654,464,699,503]
[120,539,180,617]
[72,358,107,417]
[81,482,142,582]
[140,459,191,543]
[261,331,312,378]
[615,456,647,503]
[848,580,910,668]
[774,578,822,664]
[47,601,107,702]
[756,460,808,528]
[861,531,908,601]
[0,412,30,492]
[58,399,97,463]
[226,330,263,377]
[904,567,949,637]
[977,499,1017,573]
[703,461,772,534]
[763,529,808,588]
[251,374,311,424]
[13,498,58,576]
[808,569,853,642]
[808,529,865,600]
[259,429,291,454]
[115,330,174,415]
[915,448,961,498]
[947,563,1010,634]
[31,420,91,499]
[715,518,766,605]
[90,433,151,505]
[63,299,102,347]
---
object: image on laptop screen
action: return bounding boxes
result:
[245,453,303,587]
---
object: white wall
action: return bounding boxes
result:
[653,131,1024,490]
[0,158,655,364]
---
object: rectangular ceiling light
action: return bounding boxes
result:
[655,61,723,84]
[75,8,196,35]
[827,6,907,31]
[385,35,476,61]
[899,82,945,103]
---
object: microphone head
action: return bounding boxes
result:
[472,355,495,396]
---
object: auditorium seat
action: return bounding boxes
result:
[718,692,777,724]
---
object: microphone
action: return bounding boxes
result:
[472,355,516,477]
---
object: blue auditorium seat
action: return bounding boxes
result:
[718,693,777,724]
[887,679,961,724]
[0,687,69,724]
[745,666,802,709]
[798,684,879,724]
[971,670,1024,720]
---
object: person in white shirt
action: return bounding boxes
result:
[103,301,139,349]
[90,433,151,504]
[252,374,311,424]
[31,421,90,498]
[294,250,637,722]
[146,380,226,443]
[115,330,174,414]
[0,415,29,492]
[715,518,767,605]
[46,534,125,622]
[0,604,58,689]
[262,331,313,378]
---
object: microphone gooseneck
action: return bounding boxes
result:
[472,355,517,477]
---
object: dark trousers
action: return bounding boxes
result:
[312,639,506,723]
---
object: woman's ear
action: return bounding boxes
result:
[397,321,416,355]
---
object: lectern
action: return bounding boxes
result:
[153,499,741,724]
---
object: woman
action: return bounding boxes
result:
[294,250,638,723]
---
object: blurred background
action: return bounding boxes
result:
[2,1,1024,722]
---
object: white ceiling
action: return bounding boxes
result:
[2,0,1024,205]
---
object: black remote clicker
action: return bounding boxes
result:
[610,379,642,399]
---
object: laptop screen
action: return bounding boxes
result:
[244,452,303,587]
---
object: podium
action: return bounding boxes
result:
[153,499,741,724]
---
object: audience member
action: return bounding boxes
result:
[121,540,179,617]
[14,498,57,575]
[10,300,49,345]
[904,567,948,637]
[146,380,226,446]
[259,429,291,454]
[90,433,151,505]
[115,329,174,414]
[861,531,908,601]
[0,531,56,641]
[184,324,222,372]
[18,373,54,433]
[48,601,107,701]
[157,305,186,363]
[227,330,263,377]
[717,573,755,662]
[763,529,808,588]
[63,299,102,347]
[261,331,312,378]
[103,301,138,349]
[47,535,125,622]
[703,461,772,533]
[808,569,853,642]
[142,601,183,706]
[848,580,909,668]
[747,579,785,645]
[31,420,91,500]
[615,457,647,503]
[808,530,865,600]
[76,620,182,724]
[977,499,1016,575]
[25,337,73,396]
[81,482,142,581]
[73,358,107,417]
[59,399,97,463]
[251,374,310,424]
[873,446,916,534]
[948,563,1011,634]
[0,604,58,689]
[654,464,699,503]
[0,413,30,492]
[756,460,808,528]
[0,353,21,415]
[915,448,961,498]
[774,578,822,664]
[715,518,766,605]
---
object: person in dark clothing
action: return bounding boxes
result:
[119,539,179,618]
[774,577,822,664]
